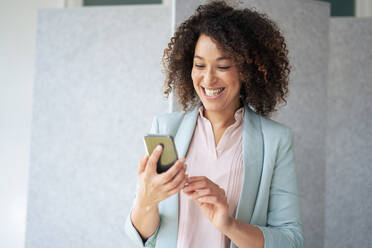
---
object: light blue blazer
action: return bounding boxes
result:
[125,104,304,248]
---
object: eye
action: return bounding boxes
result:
[218,66,230,70]
[194,64,205,68]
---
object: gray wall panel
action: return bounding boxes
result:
[26,6,170,248]
[325,18,372,248]
[27,2,372,248]
[174,1,329,247]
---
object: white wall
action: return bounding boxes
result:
[0,1,64,248]
[0,1,170,248]
[356,0,372,17]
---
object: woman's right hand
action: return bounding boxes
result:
[135,145,188,209]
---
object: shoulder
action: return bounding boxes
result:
[151,111,186,135]
[254,114,295,167]
[260,115,291,134]
[155,111,185,125]
[256,113,293,144]
[245,105,292,137]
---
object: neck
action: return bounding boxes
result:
[203,100,242,129]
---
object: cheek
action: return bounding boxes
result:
[191,70,199,92]
[227,72,241,89]
[191,69,199,82]
[192,70,203,89]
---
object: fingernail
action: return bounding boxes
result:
[156,145,162,151]
[180,158,186,162]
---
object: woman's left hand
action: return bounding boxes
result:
[183,176,233,231]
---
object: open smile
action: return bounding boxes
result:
[201,86,225,99]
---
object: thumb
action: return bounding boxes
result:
[146,145,163,175]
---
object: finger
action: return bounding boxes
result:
[186,188,213,199]
[138,155,149,174]
[158,158,186,184]
[197,196,226,208]
[185,177,224,194]
[166,176,188,197]
[187,176,208,182]
[145,145,163,174]
[163,166,187,192]
[183,180,208,193]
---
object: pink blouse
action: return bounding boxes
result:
[176,106,244,248]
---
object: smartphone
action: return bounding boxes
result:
[143,134,178,174]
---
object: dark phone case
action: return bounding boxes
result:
[143,134,178,173]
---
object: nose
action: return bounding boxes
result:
[203,67,217,86]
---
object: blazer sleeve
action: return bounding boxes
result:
[253,127,305,248]
[124,117,161,247]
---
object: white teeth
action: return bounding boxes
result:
[204,88,224,96]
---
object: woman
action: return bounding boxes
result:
[125,1,304,247]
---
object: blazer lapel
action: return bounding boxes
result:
[156,104,263,247]
[235,105,264,224]
[174,107,199,159]
[156,107,199,248]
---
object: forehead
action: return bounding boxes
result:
[194,34,230,60]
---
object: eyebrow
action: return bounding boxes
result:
[194,55,231,61]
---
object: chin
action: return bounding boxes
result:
[201,101,225,112]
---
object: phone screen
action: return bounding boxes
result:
[143,135,178,173]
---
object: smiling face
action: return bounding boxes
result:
[191,34,242,115]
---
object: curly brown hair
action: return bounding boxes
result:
[162,0,290,117]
